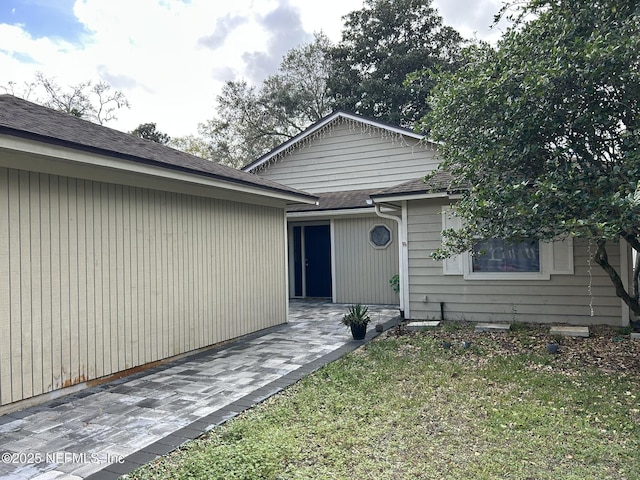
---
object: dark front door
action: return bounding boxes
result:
[303,224,332,298]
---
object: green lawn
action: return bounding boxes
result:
[127,324,640,480]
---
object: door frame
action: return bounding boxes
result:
[288,220,335,300]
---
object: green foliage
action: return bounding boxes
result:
[389,274,400,294]
[328,0,463,127]
[193,1,464,165]
[168,134,214,160]
[426,0,640,314]
[130,122,170,144]
[341,303,371,327]
[129,329,640,480]
[199,33,334,168]
[616,325,634,335]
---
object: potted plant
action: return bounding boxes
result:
[342,304,371,340]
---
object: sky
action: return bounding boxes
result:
[0,0,507,138]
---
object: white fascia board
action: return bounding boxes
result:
[244,111,427,172]
[371,192,451,203]
[335,112,425,139]
[287,207,376,219]
[0,135,317,206]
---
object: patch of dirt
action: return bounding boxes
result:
[385,322,640,375]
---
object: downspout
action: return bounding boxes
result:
[400,201,410,319]
[374,202,409,319]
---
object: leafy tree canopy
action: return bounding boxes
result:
[426,0,640,315]
[199,33,335,168]
[329,0,463,127]
[2,72,129,124]
[168,134,214,160]
[130,122,170,144]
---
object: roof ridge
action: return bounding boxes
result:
[242,110,428,172]
[0,95,316,201]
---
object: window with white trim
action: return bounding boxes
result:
[441,206,574,280]
[369,224,392,249]
[472,238,540,273]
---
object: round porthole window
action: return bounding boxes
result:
[369,224,392,249]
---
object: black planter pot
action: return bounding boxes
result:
[350,323,367,340]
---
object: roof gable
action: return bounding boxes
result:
[242,110,432,173]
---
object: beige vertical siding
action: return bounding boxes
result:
[0,167,287,406]
[333,217,399,305]
[407,199,625,326]
[257,122,439,193]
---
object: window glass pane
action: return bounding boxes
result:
[370,225,391,247]
[472,239,540,273]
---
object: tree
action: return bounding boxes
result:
[426,0,640,315]
[169,135,216,161]
[328,0,463,127]
[2,72,129,124]
[131,122,170,144]
[201,33,335,168]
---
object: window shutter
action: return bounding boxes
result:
[549,236,574,274]
[442,206,464,275]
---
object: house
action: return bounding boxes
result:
[244,111,440,308]
[0,95,317,411]
[244,111,633,327]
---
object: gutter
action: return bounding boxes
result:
[0,129,318,205]
[0,133,318,206]
[372,202,409,319]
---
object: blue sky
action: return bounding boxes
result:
[0,0,505,137]
[0,0,86,42]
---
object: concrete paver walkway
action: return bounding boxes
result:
[0,301,399,479]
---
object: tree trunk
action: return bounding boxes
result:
[594,239,640,317]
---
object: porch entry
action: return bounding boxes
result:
[291,223,332,298]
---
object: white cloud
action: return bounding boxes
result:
[433,0,508,43]
[0,0,510,139]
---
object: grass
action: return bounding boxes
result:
[127,324,640,480]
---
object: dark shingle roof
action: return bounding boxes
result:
[288,189,379,212]
[288,172,464,212]
[0,94,316,202]
[370,172,463,199]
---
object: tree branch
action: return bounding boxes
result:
[594,239,640,316]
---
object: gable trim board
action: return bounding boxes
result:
[243,110,428,173]
[0,95,317,411]
[243,115,439,195]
